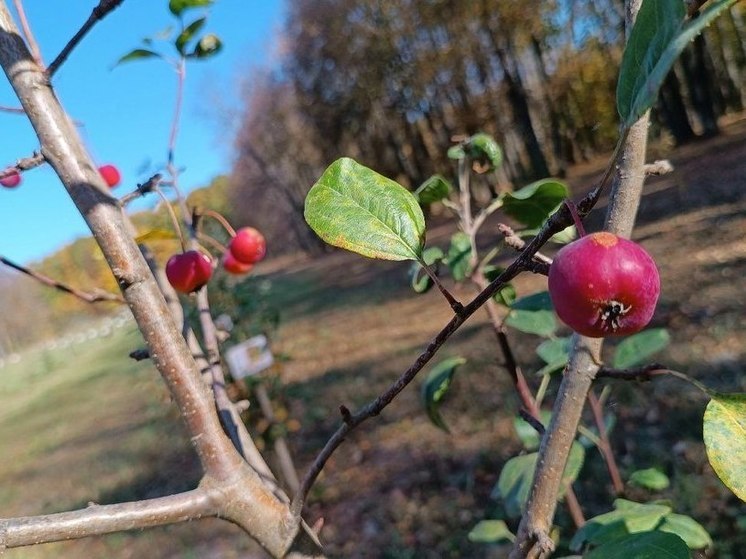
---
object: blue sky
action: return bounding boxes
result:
[0,1,285,264]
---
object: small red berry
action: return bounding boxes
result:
[98,164,121,188]
[229,227,266,264]
[223,252,254,275]
[548,232,660,338]
[165,250,213,293]
[0,170,21,188]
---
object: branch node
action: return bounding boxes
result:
[339,405,353,425]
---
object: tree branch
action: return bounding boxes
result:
[46,0,125,78]
[0,150,44,179]
[0,254,125,304]
[0,488,218,549]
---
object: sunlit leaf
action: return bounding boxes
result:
[421,357,466,432]
[304,158,426,261]
[191,33,223,59]
[414,175,452,205]
[466,133,502,169]
[169,0,214,16]
[503,179,569,229]
[134,229,178,244]
[659,513,712,549]
[617,0,738,125]
[612,328,670,369]
[703,393,746,501]
[468,520,514,543]
[175,17,206,54]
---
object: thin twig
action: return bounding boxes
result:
[587,390,624,495]
[291,183,606,519]
[498,223,554,266]
[118,173,162,206]
[12,0,42,66]
[596,363,667,381]
[0,104,24,113]
[420,262,463,312]
[0,255,125,304]
[154,186,187,252]
[197,208,237,237]
[0,151,45,179]
[46,0,125,78]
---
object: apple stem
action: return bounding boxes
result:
[198,208,237,238]
[154,185,187,252]
[563,199,586,237]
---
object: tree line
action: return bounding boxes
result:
[229,0,746,253]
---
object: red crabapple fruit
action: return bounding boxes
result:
[548,232,660,338]
[0,170,21,188]
[166,250,213,293]
[98,164,121,188]
[229,227,266,264]
[223,252,254,275]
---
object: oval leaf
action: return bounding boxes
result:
[409,247,444,294]
[445,232,472,281]
[586,531,690,559]
[502,179,569,229]
[658,513,712,550]
[612,328,670,369]
[305,158,426,261]
[421,357,466,432]
[703,393,746,501]
[629,467,670,491]
[175,17,206,54]
[468,520,515,544]
[114,48,161,66]
[466,133,503,169]
[191,33,222,59]
[506,291,557,337]
[617,0,738,125]
[415,175,452,205]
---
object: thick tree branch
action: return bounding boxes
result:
[1,488,218,549]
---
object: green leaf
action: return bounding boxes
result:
[502,179,569,229]
[495,442,584,518]
[175,17,206,54]
[414,175,452,205]
[617,0,738,126]
[191,33,222,59]
[612,328,671,369]
[585,531,690,559]
[483,266,517,306]
[571,500,672,551]
[169,0,213,16]
[659,513,712,549]
[409,247,444,294]
[506,291,557,337]
[447,145,466,160]
[467,520,515,543]
[513,410,551,450]
[304,158,426,261]
[535,337,572,376]
[703,393,746,501]
[445,232,472,281]
[421,357,466,432]
[629,468,670,491]
[466,133,503,169]
[114,48,161,66]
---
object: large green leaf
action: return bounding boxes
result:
[585,531,690,559]
[445,232,472,281]
[703,393,746,501]
[305,158,426,261]
[467,520,514,543]
[169,0,213,16]
[658,513,712,549]
[571,499,672,551]
[421,357,466,432]
[414,175,452,205]
[612,328,670,368]
[502,179,569,229]
[506,291,557,337]
[617,0,738,126]
[175,17,206,54]
[495,442,584,518]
